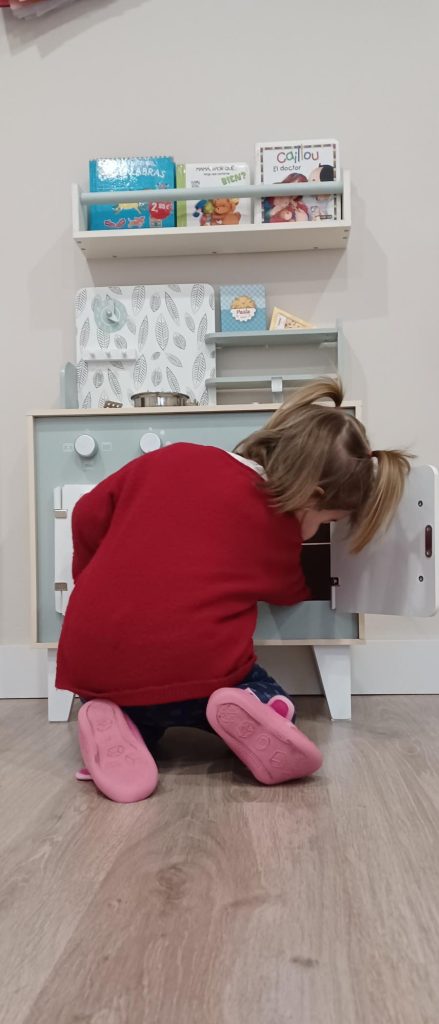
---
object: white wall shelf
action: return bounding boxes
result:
[72,173,351,260]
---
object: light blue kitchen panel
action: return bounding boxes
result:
[33,410,358,644]
[255,602,358,641]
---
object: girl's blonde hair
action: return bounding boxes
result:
[236,378,411,552]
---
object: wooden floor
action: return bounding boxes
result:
[1,696,439,1024]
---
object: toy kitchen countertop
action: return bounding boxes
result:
[29,404,439,723]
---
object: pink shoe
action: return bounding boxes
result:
[245,687,295,722]
[207,688,322,785]
[78,700,158,803]
[268,694,295,721]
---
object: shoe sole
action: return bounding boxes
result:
[78,700,158,803]
[207,688,322,785]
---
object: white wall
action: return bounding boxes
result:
[1,0,439,692]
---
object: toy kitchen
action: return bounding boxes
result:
[29,284,439,723]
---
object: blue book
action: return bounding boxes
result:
[89,156,175,230]
[220,285,267,332]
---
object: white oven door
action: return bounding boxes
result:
[331,465,439,616]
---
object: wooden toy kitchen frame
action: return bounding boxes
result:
[29,405,439,723]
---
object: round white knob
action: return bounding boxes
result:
[140,432,161,454]
[74,434,97,458]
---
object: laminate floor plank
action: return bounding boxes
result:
[1,697,438,1024]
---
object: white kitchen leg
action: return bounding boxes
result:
[312,646,352,721]
[47,648,74,722]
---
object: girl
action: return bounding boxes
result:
[56,379,410,803]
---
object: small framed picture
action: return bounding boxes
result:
[270,307,314,330]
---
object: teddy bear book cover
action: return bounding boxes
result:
[255,140,340,224]
[176,163,251,227]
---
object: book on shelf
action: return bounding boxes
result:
[176,163,251,227]
[255,139,340,225]
[88,157,175,231]
[220,285,267,332]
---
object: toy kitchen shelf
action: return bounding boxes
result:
[206,325,343,402]
[72,174,351,259]
[207,373,338,396]
[208,329,338,347]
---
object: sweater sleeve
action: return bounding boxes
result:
[72,463,130,582]
[259,526,311,606]
[263,561,310,606]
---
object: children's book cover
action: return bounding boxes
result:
[89,157,175,230]
[220,285,266,332]
[176,163,251,227]
[255,140,340,224]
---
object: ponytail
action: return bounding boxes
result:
[266,377,344,428]
[350,449,412,552]
[287,376,344,409]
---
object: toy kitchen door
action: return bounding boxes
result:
[331,465,439,616]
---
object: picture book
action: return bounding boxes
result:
[88,157,176,231]
[270,307,314,330]
[220,285,266,332]
[255,140,340,224]
[176,163,251,227]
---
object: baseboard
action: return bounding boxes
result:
[2,642,439,699]
[0,646,48,698]
[258,642,439,696]
[351,642,439,694]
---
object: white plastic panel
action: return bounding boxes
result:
[54,484,94,614]
[331,465,439,617]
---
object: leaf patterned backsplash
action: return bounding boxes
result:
[75,284,215,408]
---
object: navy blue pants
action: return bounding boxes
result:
[122,664,293,747]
